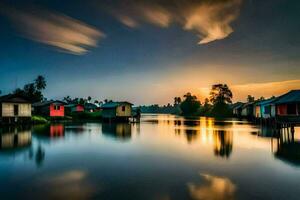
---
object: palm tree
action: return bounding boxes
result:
[35,75,46,90]
[247,95,255,102]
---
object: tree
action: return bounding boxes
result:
[63,96,72,103]
[35,75,46,90]
[257,96,265,101]
[88,96,92,102]
[180,92,201,116]
[209,84,233,105]
[200,98,212,115]
[174,97,182,106]
[209,84,233,117]
[79,98,85,105]
[247,95,255,103]
[13,75,47,103]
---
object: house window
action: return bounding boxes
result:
[287,104,297,115]
[54,105,60,110]
[122,106,125,112]
[14,105,19,116]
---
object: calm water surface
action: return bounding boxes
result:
[1,114,300,200]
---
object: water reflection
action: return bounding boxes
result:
[35,145,45,167]
[188,173,236,200]
[214,130,233,158]
[256,125,300,166]
[173,117,233,158]
[0,126,31,150]
[274,129,300,166]
[0,115,300,199]
[33,124,65,139]
[184,129,199,144]
[102,123,132,141]
[37,170,96,200]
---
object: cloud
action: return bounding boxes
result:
[2,6,105,55]
[108,0,242,44]
[116,15,139,28]
[183,0,241,44]
[38,170,97,200]
[138,4,171,27]
[111,3,171,28]
[188,173,236,200]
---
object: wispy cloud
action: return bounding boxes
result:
[2,6,105,55]
[108,0,242,44]
[183,0,241,44]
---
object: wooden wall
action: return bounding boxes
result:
[1,103,31,117]
[116,104,132,117]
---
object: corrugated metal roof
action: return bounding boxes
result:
[231,102,244,109]
[273,90,300,104]
[0,94,31,103]
[242,101,254,108]
[101,101,133,109]
[84,103,98,109]
[257,98,277,106]
[33,100,65,107]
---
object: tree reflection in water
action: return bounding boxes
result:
[35,144,45,167]
[214,130,233,158]
[173,117,234,158]
[184,129,199,144]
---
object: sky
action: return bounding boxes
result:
[0,0,300,105]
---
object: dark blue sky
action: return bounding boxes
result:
[0,0,300,104]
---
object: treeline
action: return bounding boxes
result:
[140,84,234,118]
[179,84,233,117]
[139,104,180,114]
[3,76,112,106]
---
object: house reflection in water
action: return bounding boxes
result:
[0,126,31,150]
[213,130,233,158]
[274,129,300,166]
[33,124,65,138]
[50,124,65,137]
[102,123,132,141]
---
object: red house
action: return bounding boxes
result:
[33,101,65,117]
[273,90,300,122]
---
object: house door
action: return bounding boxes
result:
[14,105,19,116]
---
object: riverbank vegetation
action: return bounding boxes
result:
[139,84,234,118]
[70,111,102,121]
[31,115,48,124]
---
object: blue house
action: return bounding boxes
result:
[257,98,277,119]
